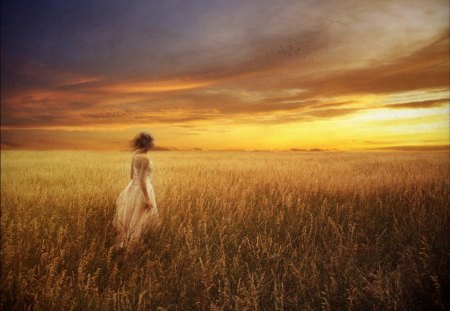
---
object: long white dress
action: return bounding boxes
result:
[113,155,159,246]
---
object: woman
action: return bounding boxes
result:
[113,132,159,248]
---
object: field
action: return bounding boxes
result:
[1,150,449,310]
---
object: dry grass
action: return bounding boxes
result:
[1,150,449,310]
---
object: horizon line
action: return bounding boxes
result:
[1,145,448,153]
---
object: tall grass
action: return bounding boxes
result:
[1,150,449,310]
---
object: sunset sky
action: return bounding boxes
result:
[1,0,449,151]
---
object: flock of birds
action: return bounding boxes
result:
[277,44,305,57]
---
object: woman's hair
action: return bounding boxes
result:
[131,132,155,152]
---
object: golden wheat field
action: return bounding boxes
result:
[1,150,449,310]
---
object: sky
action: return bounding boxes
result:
[1,0,449,151]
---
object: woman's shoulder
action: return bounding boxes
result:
[132,153,150,164]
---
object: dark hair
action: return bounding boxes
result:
[131,132,155,152]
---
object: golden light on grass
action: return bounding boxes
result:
[1,150,448,309]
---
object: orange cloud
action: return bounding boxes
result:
[383,98,449,109]
[259,30,449,97]
[1,3,448,151]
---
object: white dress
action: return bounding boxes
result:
[113,155,159,246]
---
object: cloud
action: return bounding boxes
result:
[263,29,449,97]
[384,98,449,109]
[1,0,448,150]
[0,128,176,150]
[363,140,395,145]
[367,145,449,151]
[291,148,328,152]
[304,108,360,118]
[4,0,447,93]
[1,0,336,83]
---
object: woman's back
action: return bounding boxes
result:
[132,154,153,178]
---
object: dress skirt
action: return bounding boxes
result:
[113,176,159,245]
